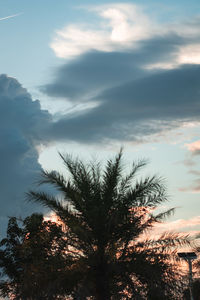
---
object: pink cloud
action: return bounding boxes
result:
[138,216,200,254]
[155,216,200,231]
[185,140,200,155]
[144,216,200,242]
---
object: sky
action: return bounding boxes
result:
[0,0,200,238]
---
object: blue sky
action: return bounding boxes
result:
[0,0,200,236]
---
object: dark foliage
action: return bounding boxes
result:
[0,213,73,299]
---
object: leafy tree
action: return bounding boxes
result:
[28,150,190,299]
[0,213,73,299]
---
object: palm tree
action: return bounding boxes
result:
[28,150,190,299]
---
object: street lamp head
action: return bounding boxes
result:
[178,252,197,260]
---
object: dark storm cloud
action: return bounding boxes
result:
[99,64,200,120]
[41,30,200,143]
[0,75,51,235]
[42,34,186,101]
[0,75,51,142]
[47,64,200,143]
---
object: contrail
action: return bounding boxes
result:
[0,13,22,22]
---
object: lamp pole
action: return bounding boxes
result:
[178,252,197,300]
[188,258,194,300]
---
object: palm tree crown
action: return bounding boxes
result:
[28,150,190,299]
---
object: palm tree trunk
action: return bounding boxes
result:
[95,275,111,300]
[95,249,111,300]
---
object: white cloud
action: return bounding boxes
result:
[96,4,150,42]
[50,2,200,72]
[50,3,152,59]
[178,44,200,64]
[51,25,112,58]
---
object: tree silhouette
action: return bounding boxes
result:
[0,213,73,299]
[28,150,190,299]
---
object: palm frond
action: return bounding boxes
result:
[135,232,193,253]
[102,149,123,208]
[119,159,148,193]
[153,207,175,222]
[123,175,167,208]
[27,190,64,213]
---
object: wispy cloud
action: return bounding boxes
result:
[179,141,200,193]
[189,170,200,176]
[179,180,200,193]
[0,13,22,22]
[155,216,200,231]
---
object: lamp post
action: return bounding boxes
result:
[178,252,197,300]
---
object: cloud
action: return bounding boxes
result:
[178,44,200,64]
[155,216,200,231]
[185,140,200,155]
[43,61,200,143]
[42,50,145,101]
[145,216,200,242]
[138,216,200,249]
[43,3,200,144]
[50,4,151,59]
[45,31,190,102]
[50,3,200,69]
[179,140,200,192]
[0,75,51,235]
[179,179,200,193]
[189,170,200,176]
